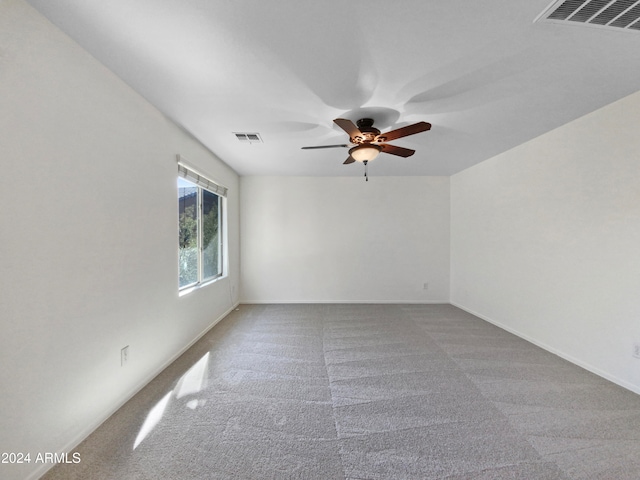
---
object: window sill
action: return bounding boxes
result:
[178,275,224,297]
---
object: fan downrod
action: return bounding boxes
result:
[356,118,374,130]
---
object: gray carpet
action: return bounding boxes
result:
[43,304,640,479]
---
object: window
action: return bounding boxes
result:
[177,158,226,290]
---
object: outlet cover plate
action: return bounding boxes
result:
[121,345,130,366]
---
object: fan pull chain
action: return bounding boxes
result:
[364,160,368,182]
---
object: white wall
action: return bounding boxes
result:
[240,176,450,303]
[0,2,239,479]
[451,90,640,393]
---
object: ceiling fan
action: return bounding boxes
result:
[302,118,431,179]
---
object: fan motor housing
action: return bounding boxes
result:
[353,118,380,144]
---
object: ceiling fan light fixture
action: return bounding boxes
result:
[349,144,381,162]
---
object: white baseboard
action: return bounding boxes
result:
[29,302,240,480]
[238,299,450,305]
[450,301,640,396]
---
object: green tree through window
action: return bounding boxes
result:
[178,178,222,289]
[201,189,219,280]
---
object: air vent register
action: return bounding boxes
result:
[536,0,640,31]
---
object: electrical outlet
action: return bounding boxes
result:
[121,345,130,366]
[633,343,640,359]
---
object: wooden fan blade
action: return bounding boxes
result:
[301,144,349,150]
[380,144,415,158]
[334,118,362,139]
[343,156,356,164]
[376,121,431,142]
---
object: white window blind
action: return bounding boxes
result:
[177,155,228,197]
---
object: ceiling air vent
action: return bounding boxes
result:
[536,0,640,31]
[234,132,263,144]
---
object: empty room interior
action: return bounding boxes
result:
[2,0,640,478]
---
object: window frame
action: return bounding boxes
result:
[177,157,226,294]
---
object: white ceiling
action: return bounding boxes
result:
[26,0,640,176]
